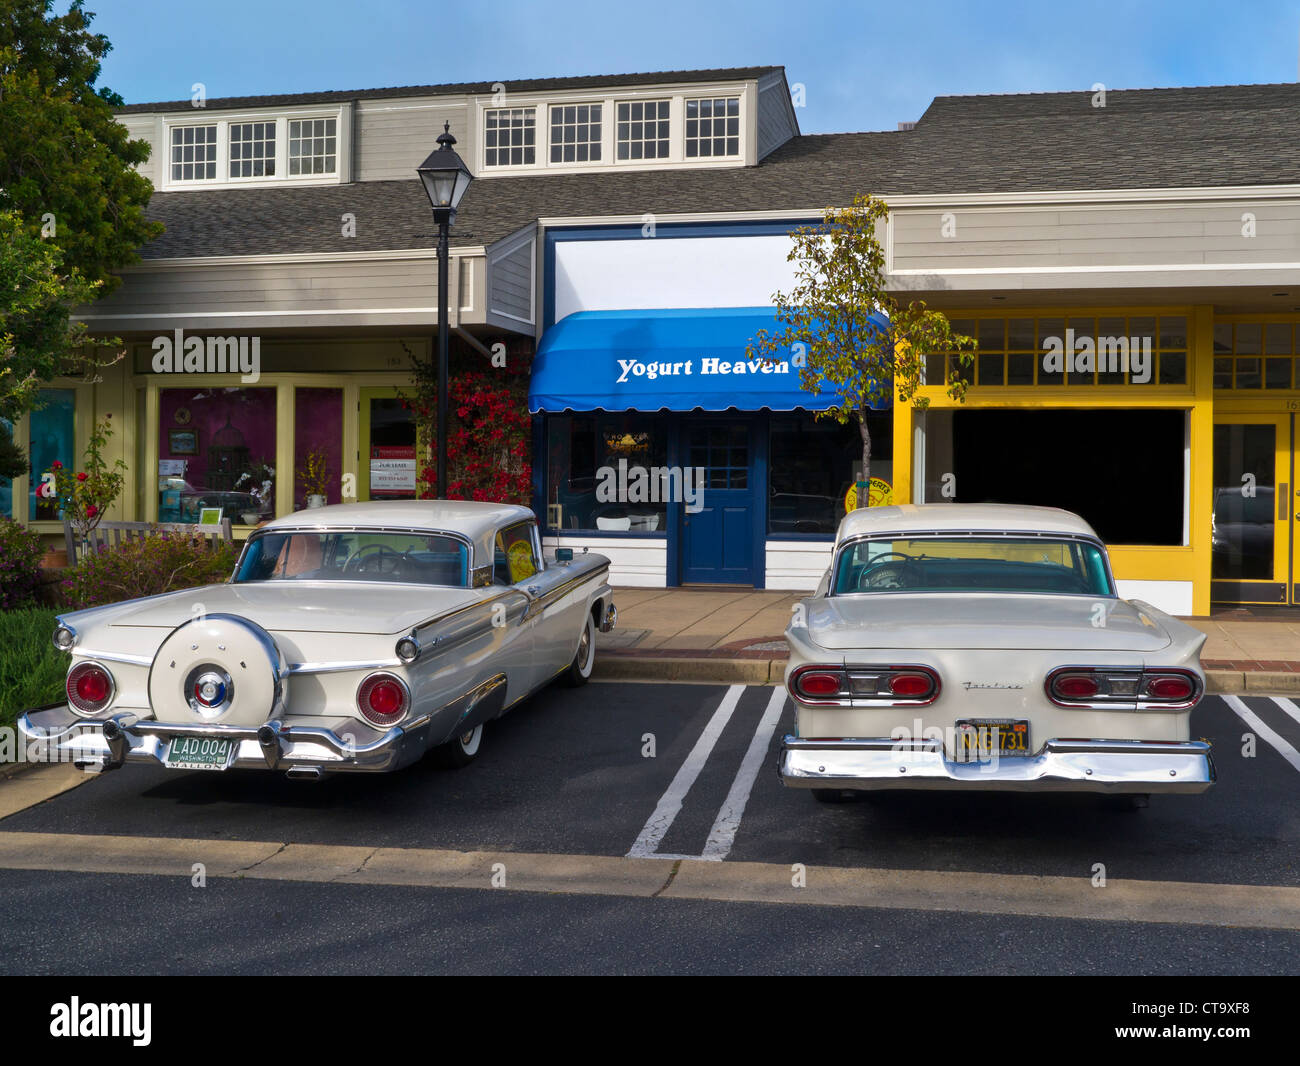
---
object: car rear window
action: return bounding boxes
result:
[832,536,1114,596]
[235,531,469,586]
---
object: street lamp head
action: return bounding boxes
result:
[416,122,474,220]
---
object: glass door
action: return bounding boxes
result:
[358,387,418,502]
[1211,414,1291,604]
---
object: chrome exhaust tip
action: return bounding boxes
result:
[285,766,322,781]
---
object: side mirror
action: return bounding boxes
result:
[555,548,573,563]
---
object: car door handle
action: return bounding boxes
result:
[526,585,541,597]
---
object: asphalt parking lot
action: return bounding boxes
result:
[2,682,1299,976]
[3,683,1299,888]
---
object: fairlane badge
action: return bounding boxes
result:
[962,681,1025,690]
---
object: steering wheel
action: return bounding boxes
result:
[857,551,915,590]
[344,543,402,575]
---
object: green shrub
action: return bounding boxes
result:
[0,517,46,611]
[0,608,66,729]
[62,531,237,609]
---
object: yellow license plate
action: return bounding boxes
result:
[956,719,1031,759]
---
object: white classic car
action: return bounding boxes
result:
[20,501,615,778]
[779,503,1214,804]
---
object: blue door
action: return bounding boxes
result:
[680,421,755,584]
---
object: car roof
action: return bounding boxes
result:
[259,500,537,567]
[838,503,1101,541]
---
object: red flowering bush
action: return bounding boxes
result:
[61,531,238,609]
[401,343,532,503]
[0,518,46,611]
[42,416,126,542]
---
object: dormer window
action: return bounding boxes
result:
[685,97,740,158]
[230,121,276,178]
[616,100,669,160]
[485,107,536,167]
[288,118,337,175]
[550,104,602,163]
[170,124,218,181]
[159,106,346,189]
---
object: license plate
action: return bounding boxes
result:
[165,736,235,771]
[956,719,1031,759]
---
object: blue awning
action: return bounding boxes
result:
[528,307,890,413]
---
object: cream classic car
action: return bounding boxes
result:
[779,503,1214,804]
[20,501,615,778]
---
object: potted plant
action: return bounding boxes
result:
[42,415,127,556]
[297,448,330,508]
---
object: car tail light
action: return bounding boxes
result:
[1046,667,1201,709]
[790,665,939,704]
[887,672,933,698]
[1144,674,1195,701]
[66,662,114,715]
[1052,673,1100,700]
[356,672,411,727]
[795,670,846,698]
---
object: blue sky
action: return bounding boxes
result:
[91,0,1300,132]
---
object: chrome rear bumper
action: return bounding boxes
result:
[16,673,508,778]
[779,736,1215,793]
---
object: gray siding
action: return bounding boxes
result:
[355,97,471,182]
[486,224,535,332]
[756,72,797,160]
[120,113,161,184]
[78,254,484,332]
[888,199,1300,288]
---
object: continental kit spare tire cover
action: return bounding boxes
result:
[148,613,288,727]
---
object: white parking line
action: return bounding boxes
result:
[626,685,744,859]
[1223,695,1300,775]
[1270,696,1300,730]
[702,687,787,860]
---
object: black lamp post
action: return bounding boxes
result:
[416,122,474,499]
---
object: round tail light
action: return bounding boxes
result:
[1053,673,1100,700]
[357,672,410,727]
[1147,675,1194,701]
[887,672,933,698]
[796,671,844,698]
[66,662,114,715]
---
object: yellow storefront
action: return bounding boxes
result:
[892,306,1215,616]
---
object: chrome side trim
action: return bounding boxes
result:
[523,563,610,620]
[288,658,402,675]
[71,648,152,667]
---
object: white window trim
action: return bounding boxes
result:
[160,105,348,191]
[683,94,744,161]
[473,85,749,176]
[482,105,540,170]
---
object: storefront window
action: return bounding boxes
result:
[931,315,1188,387]
[0,417,13,518]
[294,388,343,509]
[921,407,1185,546]
[546,414,668,532]
[1214,321,1298,390]
[768,413,892,535]
[29,389,76,520]
[158,387,277,524]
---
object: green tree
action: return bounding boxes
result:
[0,1,161,294]
[0,209,98,477]
[749,194,976,505]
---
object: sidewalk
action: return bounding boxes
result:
[594,587,1300,693]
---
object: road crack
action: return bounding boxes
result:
[652,858,683,897]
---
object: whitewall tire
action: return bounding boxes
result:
[562,613,597,687]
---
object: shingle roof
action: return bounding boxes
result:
[116,66,783,114]
[134,80,1300,260]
